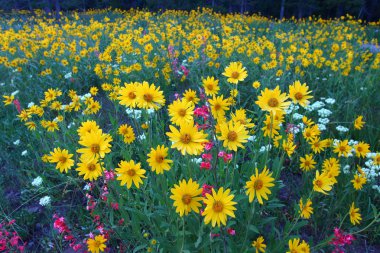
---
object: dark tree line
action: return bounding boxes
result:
[1,0,379,21]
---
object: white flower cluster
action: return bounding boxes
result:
[126,108,155,119]
[31,176,43,187]
[318,108,332,118]
[39,196,51,206]
[191,158,202,164]
[336,125,349,133]
[285,103,300,114]
[305,101,325,112]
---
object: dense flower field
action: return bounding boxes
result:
[1,8,380,252]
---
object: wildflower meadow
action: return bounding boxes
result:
[1,7,380,253]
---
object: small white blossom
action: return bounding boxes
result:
[138,134,146,140]
[31,176,43,187]
[318,118,330,124]
[21,150,28,156]
[293,113,304,120]
[39,196,51,206]
[146,108,155,115]
[336,125,349,133]
[318,108,332,118]
[68,122,75,129]
[64,72,72,79]
[28,102,35,108]
[13,139,20,145]
[343,165,350,174]
[317,124,326,131]
[324,98,336,104]
[191,158,202,164]
[248,136,256,142]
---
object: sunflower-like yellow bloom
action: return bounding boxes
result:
[77,129,112,161]
[77,120,100,137]
[333,139,351,157]
[147,145,172,174]
[351,174,366,190]
[182,89,200,105]
[118,124,135,144]
[202,187,237,227]
[288,80,313,107]
[208,95,231,120]
[354,141,370,158]
[170,178,203,216]
[217,121,249,151]
[116,160,146,189]
[245,167,275,204]
[300,154,316,171]
[202,76,220,96]
[135,81,165,110]
[255,86,290,114]
[222,62,248,84]
[87,235,107,253]
[168,99,194,126]
[287,238,310,253]
[76,156,103,181]
[166,122,208,155]
[48,147,75,173]
[117,82,139,108]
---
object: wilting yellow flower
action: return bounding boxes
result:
[116,160,146,189]
[147,145,172,174]
[252,236,266,253]
[231,108,255,129]
[202,187,237,227]
[299,199,313,219]
[349,202,362,225]
[170,178,203,216]
[288,80,313,107]
[354,115,365,130]
[255,86,290,115]
[313,170,334,195]
[222,62,248,84]
[3,95,14,105]
[87,235,107,253]
[245,167,275,204]
[48,148,74,173]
